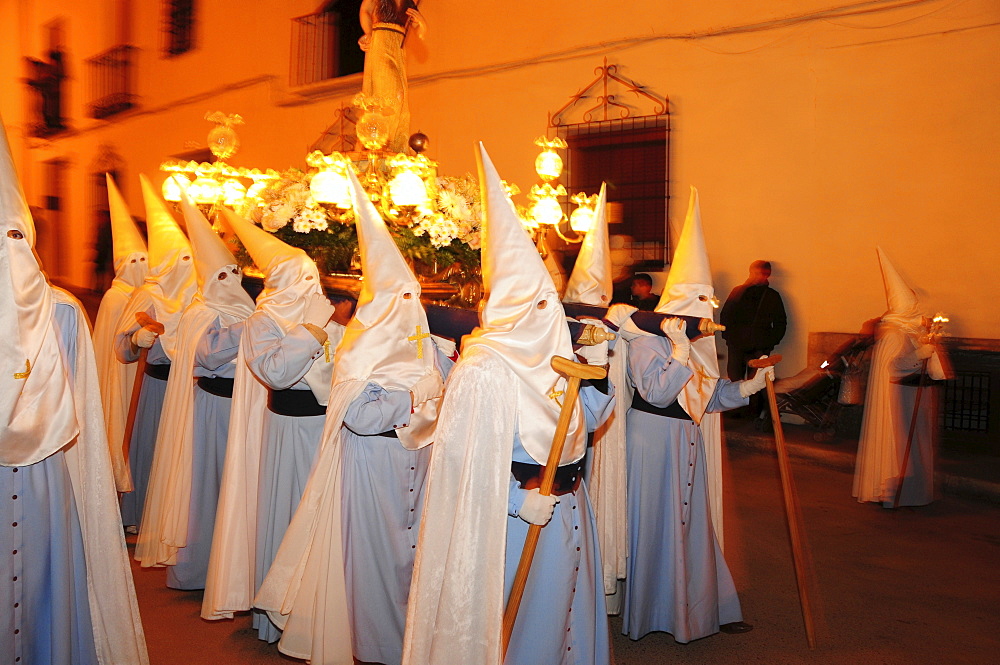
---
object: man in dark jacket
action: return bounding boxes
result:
[721,260,787,414]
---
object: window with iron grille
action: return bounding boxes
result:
[291,0,365,88]
[942,372,991,432]
[559,116,670,266]
[165,0,195,56]
[87,45,136,119]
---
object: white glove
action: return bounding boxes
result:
[410,370,444,406]
[518,488,559,526]
[132,327,159,349]
[302,293,336,328]
[915,343,935,360]
[740,359,775,398]
[430,334,457,359]
[604,303,637,330]
[576,318,610,366]
[661,317,691,365]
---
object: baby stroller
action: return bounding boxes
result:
[760,333,874,442]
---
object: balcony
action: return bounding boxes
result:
[290,6,364,88]
[87,45,137,120]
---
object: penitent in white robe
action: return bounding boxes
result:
[244,311,341,643]
[93,279,139,491]
[853,323,942,507]
[622,335,747,643]
[2,293,149,665]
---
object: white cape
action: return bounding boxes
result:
[589,335,631,598]
[253,379,367,663]
[135,302,220,567]
[93,279,137,491]
[55,288,149,664]
[402,347,514,665]
[202,332,266,619]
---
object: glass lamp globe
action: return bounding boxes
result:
[245,181,267,204]
[388,170,429,207]
[311,170,353,208]
[189,176,222,205]
[530,197,564,227]
[535,149,563,182]
[356,110,391,151]
[161,173,191,202]
[221,179,247,206]
[208,123,240,160]
[570,206,595,234]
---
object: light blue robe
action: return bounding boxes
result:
[622,335,746,643]
[166,320,245,590]
[1,302,99,665]
[340,349,452,665]
[244,312,327,643]
[503,382,615,665]
[115,305,170,528]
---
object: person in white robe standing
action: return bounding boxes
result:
[0,114,148,665]
[255,167,447,665]
[403,144,616,665]
[93,173,147,492]
[620,187,771,643]
[135,193,256,590]
[202,207,348,644]
[852,247,948,508]
[114,175,197,530]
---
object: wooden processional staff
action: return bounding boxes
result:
[751,354,817,649]
[501,347,610,657]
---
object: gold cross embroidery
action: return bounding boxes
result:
[548,387,564,408]
[14,360,31,380]
[323,340,332,363]
[407,325,431,359]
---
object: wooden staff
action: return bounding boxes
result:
[750,354,817,649]
[501,355,607,657]
[891,358,929,509]
[122,312,165,461]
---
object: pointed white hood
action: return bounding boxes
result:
[179,193,254,322]
[463,143,585,465]
[219,207,324,333]
[133,174,197,359]
[107,173,148,288]
[334,167,438,449]
[0,114,79,465]
[877,246,922,332]
[657,186,720,425]
[563,183,612,306]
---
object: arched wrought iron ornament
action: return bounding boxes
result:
[549,57,667,127]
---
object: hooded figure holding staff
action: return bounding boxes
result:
[114,174,197,530]
[620,187,771,643]
[93,173,147,491]
[852,247,948,508]
[403,144,616,665]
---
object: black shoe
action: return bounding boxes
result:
[720,621,754,634]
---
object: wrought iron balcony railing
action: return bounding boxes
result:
[87,44,137,120]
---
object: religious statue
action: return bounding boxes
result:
[358,0,427,153]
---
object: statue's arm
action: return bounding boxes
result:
[407,6,428,40]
